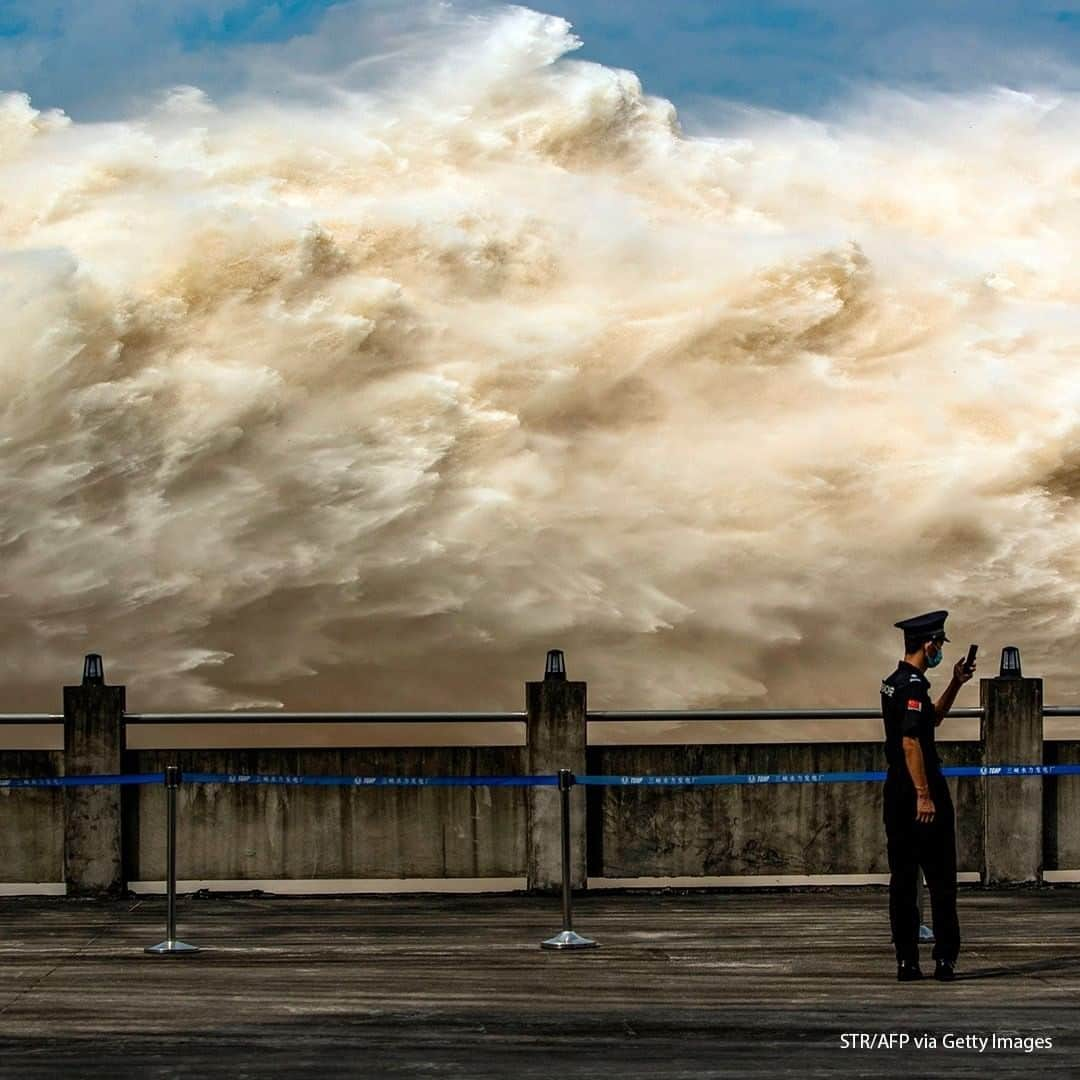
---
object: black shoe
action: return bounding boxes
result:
[934,960,956,981]
[897,960,923,982]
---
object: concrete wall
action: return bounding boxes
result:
[586,742,985,877]
[6,737,1065,888]
[0,751,64,883]
[1044,740,1080,872]
[124,748,528,882]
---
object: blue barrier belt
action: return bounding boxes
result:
[572,763,1080,786]
[945,764,1080,777]
[0,772,164,789]
[182,773,559,787]
[3,764,1080,789]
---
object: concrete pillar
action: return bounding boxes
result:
[980,651,1043,885]
[526,650,587,893]
[63,654,125,896]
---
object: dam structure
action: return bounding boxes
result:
[2,647,1077,897]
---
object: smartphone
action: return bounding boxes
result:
[964,643,978,671]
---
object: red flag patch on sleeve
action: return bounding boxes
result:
[906,699,922,711]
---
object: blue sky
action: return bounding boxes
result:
[2,1,1079,121]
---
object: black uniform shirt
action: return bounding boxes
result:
[880,661,941,776]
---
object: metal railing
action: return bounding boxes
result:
[588,708,989,720]
[0,707,990,724]
[5,706,1080,725]
[123,711,527,724]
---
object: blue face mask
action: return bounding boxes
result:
[926,643,944,668]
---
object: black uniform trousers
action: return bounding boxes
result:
[883,769,960,964]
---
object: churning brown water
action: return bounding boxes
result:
[2,6,1079,751]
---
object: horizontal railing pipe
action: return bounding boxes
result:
[10,707,1080,723]
[586,708,986,721]
[122,712,527,724]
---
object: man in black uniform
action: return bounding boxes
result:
[880,610,976,982]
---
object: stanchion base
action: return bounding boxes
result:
[144,940,201,956]
[919,925,935,943]
[541,930,598,950]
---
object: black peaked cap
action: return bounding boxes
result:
[893,610,950,642]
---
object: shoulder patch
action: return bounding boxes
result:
[881,682,895,697]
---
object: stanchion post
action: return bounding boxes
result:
[541,769,597,950]
[145,766,200,956]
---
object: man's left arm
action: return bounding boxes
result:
[934,659,977,725]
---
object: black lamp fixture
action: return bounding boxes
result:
[544,649,566,681]
[998,646,1022,679]
[82,653,105,686]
